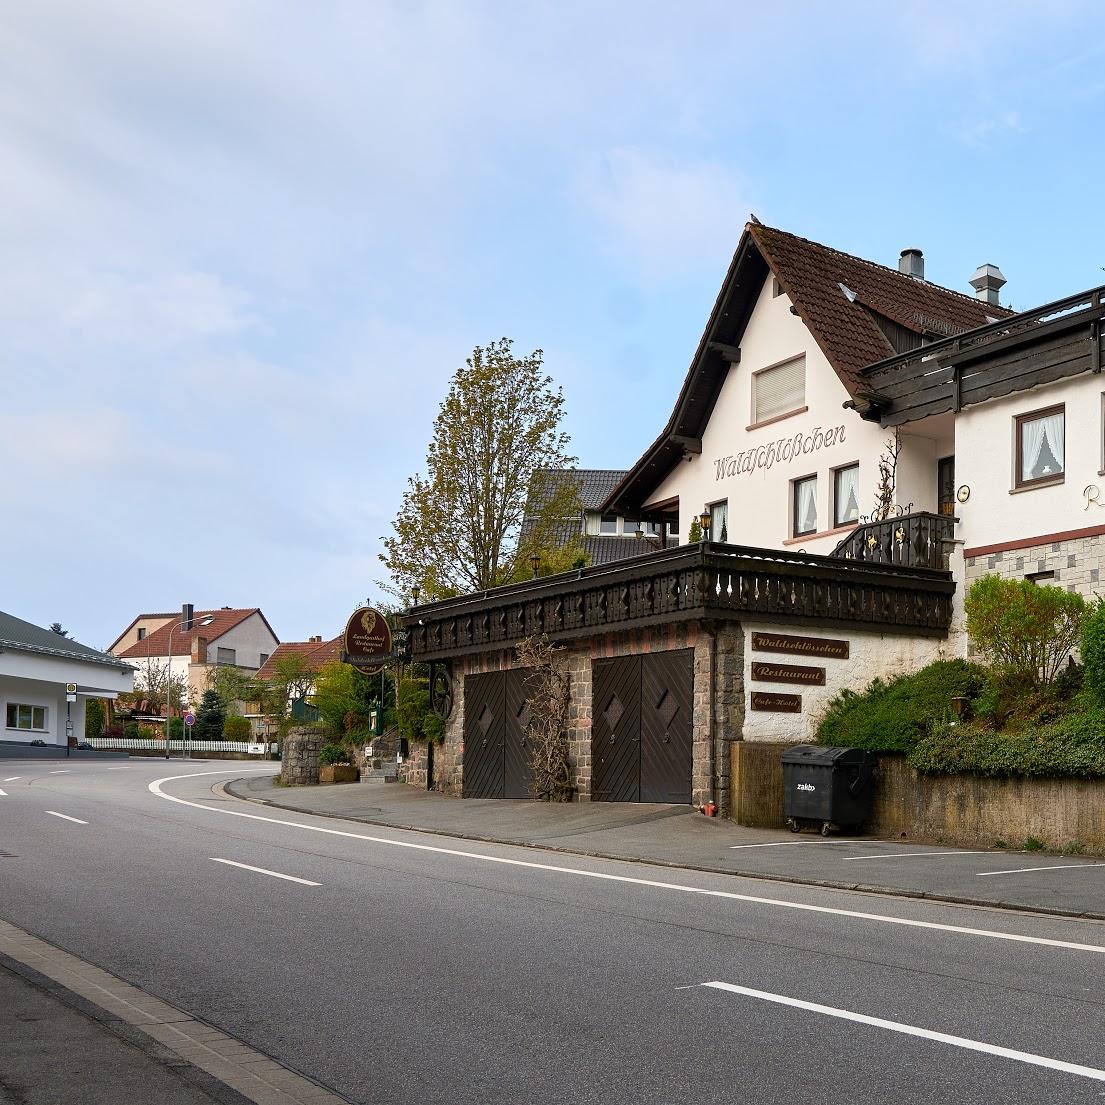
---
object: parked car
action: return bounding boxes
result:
[76,740,93,750]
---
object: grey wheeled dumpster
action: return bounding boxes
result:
[781,745,876,835]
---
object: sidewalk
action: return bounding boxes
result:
[0,959,243,1105]
[226,774,1105,921]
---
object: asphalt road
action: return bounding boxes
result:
[3,758,1105,1105]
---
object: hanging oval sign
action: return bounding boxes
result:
[342,606,392,676]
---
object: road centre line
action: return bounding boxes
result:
[701,981,1105,1083]
[48,770,69,774]
[150,770,1105,956]
[45,811,88,825]
[210,858,320,886]
[3,777,20,782]
[977,863,1105,877]
[844,851,987,862]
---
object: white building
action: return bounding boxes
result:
[109,604,280,705]
[0,611,133,748]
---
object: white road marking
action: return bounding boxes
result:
[45,811,88,825]
[844,851,987,862]
[106,767,130,771]
[729,840,869,850]
[48,770,70,775]
[4,777,20,782]
[150,770,1105,956]
[701,981,1105,1083]
[977,863,1105,877]
[0,789,6,797]
[210,858,320,886]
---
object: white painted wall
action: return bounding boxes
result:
[955,373,1105,552]
[739,621,952,743]
[646,276,925,550]
[200,613,278,670]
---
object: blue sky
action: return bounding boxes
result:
[3,1,1104,650]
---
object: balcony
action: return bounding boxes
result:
[829,511,956,571]
[403,541,955,662]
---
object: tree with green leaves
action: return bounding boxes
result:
[381,338,579,601]
[84,698,105,739]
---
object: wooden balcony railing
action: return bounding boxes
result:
[829,511,956,570]
[402,541,955,661]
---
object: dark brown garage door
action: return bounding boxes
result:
[592,649,693,804]
[462,669,533,799]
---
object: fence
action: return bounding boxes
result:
[88,737,274,754]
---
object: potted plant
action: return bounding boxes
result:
[319,742,359,784]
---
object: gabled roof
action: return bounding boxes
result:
[603,221,1014,514]
[107,612,177,653]
[256,637,341,681]
[115,608,277,660]
[523,468,629,518]
[0,610,132,670]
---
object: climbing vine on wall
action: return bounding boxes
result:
[515,634,573,802]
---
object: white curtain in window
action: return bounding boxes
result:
[796,478,817,534]
[711,500,729,541]
[1021,412,1064,480]
[836,466,860,524]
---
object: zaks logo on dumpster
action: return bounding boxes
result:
[796,783,816,792]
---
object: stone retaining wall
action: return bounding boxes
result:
[281,727,323,786]
[729,740,1105,853]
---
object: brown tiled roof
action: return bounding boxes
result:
[116,608,271,659]
[749,223,1014,392]
[256,636,341,680]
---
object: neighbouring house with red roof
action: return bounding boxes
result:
[109,603,280,706]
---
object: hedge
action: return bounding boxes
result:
[816,659,985,753]
[911,711,1105,778]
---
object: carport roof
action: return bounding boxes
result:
[0,610,133,670]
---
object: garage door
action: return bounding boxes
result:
[592,649,693,804]
[462,669,533,799]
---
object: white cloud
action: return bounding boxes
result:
[576,148,748,282]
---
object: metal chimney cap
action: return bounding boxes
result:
[898,248,924,280]
[969,263,1007,292]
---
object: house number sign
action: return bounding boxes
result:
[751,631,850,660]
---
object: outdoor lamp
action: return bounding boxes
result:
[530,552,541,577]
[699,509,711,538]
[411,586,420,607]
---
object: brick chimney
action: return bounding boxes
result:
[191,636,208,663]
[310,635,322,643]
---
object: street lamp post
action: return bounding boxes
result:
[163,614,215,760]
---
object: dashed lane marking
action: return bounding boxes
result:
[45,811,88,825]
[210,858,320,886]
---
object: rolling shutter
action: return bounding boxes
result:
[754,357,805,423]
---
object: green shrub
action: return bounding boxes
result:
[137,725,160,740]
[319,743,348,765]
[84,699,105,739]
[1081,597,1105,705]
[223,715,252,742]
[168,716,184,739]
[816,659,985,753]
[965,575,1086,689]
[123,721,139,739]
[397,678,445,742]
[911,709,1105,778]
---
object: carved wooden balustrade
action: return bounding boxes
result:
[403,542,955,662]
[829,511,956,570]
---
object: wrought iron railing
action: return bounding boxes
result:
[829,511,956,570]
[402,541,955,661]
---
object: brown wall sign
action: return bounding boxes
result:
[751,661,826,686]
[342,607,393,676]
[750,691,802,713]
[751,631,850,660]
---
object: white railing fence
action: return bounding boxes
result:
[88,737,277,754]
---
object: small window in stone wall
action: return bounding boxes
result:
[1026,570,1056,584]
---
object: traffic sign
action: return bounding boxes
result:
[65,683,77,694]
[184,712,196,728]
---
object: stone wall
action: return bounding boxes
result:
[281,727,323,786]
[965,532,1105,601]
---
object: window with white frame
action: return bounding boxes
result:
[752,356,806,425]
[599,515,618,535]
[833,464,860,527]
[6,703,47,731]
[792,475,817,537]
[1015,405,1065,488]
[709,500,729,542]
